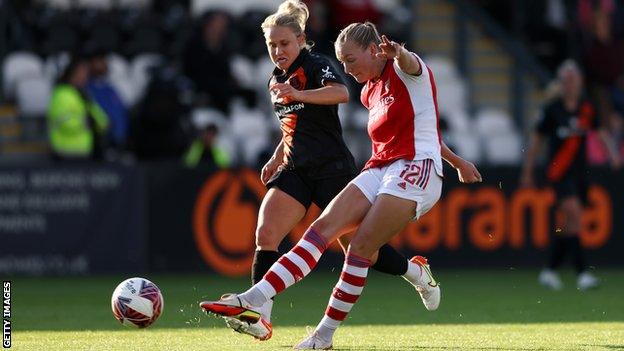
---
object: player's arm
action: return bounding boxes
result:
[597,127,622,168]
[441,140,482,183]
[261,140,285,185]
[271,139,285,162]
[271,81,349,105]
[377,35,421,76]
[296,81,349,104]
[520,132,542,187]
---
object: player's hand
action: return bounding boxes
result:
[376,35,402,60]
[455,159,482,183]
[270,83,302,104]
[261,157,282,185]
[610,154,622,170]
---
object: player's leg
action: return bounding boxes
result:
[314,175,410,278]
[223,171,309,340]
[559,187,598,290]
[252,173,311,315]
[200,182,373,320]
[298,162,442,348]
[539,180,572,290]
[295,194,417,349]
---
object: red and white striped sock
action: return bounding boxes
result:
[315,252,371,341]
[239,228,328,307]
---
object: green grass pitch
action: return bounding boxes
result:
[8,269,624,350]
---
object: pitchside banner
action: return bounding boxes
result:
[148,166,623,276]
[0,164,147,274]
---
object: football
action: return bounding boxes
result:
[111,277,164,328]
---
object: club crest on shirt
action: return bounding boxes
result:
[289,76,303,90]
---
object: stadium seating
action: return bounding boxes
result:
[475,109,522,164]
[230,100,270,166]
[129,54,165,104]
[16,77,52,118]
[43,52,70,82]
[76,0,113,10]
[2,52,44,101]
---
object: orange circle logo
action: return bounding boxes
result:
[193,169,267,276]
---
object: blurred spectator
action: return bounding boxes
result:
[577,0,619,35]
[582,8,624,123]
[130,65,191,160]
[183,123,230,169]
[47,57,109,161]
[182,11,254,114]
[326,0,381,37]
[303,0,332,56]
[523,0,572,71]
[86,50,129,150]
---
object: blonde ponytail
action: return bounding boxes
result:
[261,0,309,36]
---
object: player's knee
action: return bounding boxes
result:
[255,225,283,250]
[310,216,332,235]
[347,237,376,258]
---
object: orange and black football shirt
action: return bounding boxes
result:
[536,98,597,182]
[269,48,356,179]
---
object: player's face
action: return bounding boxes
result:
[336,40,377,83]
[265,26,304,71]
[560,69,582,99]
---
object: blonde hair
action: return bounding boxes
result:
[335,22,382,53]
[262,0,309,36]
[556,59,582,80]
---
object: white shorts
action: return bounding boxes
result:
[351,159,442,220]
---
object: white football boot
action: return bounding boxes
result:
[293,328,333,350]
[577,271,599,290]
[409,256,441,311]
[199,293,260,323]
[538,269,563,290]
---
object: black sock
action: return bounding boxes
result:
[548,235,567,270]
[371,244,408,275]
[252,250,282,285]
[565,235,586,274]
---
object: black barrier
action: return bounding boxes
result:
[0,164,147,275]
[1,163,621,276]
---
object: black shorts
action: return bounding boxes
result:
[267,168,355,209]
[551,174,588,205]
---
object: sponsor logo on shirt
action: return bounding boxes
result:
[381,95,395,105]
[321,66,336,80]
[276,103,305,117]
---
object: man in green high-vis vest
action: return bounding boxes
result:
[47,58,109,160]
